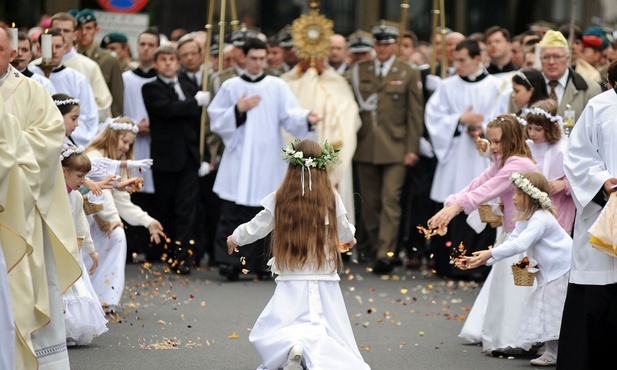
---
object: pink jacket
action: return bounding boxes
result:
[445,155,538,233]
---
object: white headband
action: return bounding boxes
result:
[54,98,80,106]
[60,145,84,161]
[103,117,139,134]
[522,107,564,127]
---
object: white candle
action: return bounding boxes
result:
[41,34,52,61]
[9,27,18,51]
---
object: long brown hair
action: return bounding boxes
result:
[487,114,533,168]
[514,172,556,221]
[271,139,342,272]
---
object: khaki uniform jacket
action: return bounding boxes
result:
[347,58,424,164]
[80,44,125,117]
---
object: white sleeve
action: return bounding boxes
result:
[112,190,154,228]
[75,195,96,255]
[232,209,274,247]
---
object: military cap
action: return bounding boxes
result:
[231,26,260,47]
[582,26,610,50]
[540,30,568,49]
[67,9,80,18]
[371,20,400,44]
[276,25,294,48]
[100,31,128,48]
[347,30,374,53]
[76,8,96,26]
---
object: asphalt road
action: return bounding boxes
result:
[68,261,543,370]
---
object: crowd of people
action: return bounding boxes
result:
[1,6,617,369]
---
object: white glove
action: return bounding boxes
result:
[419,137,434,158]
[425,74,443,92]
[127,158,153,170]
[195,91,211,107]
[198,161,211,177]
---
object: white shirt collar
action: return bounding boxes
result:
[544,69,570,88]
[158,75,178,85]
[374,55,395,77]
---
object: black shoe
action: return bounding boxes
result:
[372,258,395,275]
[219,264,239,281]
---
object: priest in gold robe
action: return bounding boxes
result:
[281,57,361,223]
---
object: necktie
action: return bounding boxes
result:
[168,81,186,101]
[378,63,385,82]
[548,80,559,103]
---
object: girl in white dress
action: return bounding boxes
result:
[84,118,165,312]
[226,139,370,370]
[60,147,108,345]
[458,172,572,366]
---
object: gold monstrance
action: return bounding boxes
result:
[291,0,333,68]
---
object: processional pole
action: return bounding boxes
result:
[397,0,410,58]
[199,0,216,162]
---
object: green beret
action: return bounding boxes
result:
[76,8,96,26]
[101,32,129,48]
[67,9,80,18]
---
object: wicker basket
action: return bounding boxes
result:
[511,265,537,286]
[83,195,104,215]
[478,204,502,228]
[93,214,110,231]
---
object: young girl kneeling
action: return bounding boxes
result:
[458,172,572,366]
[226,139,370,370]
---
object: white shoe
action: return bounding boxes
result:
[529,354,556,366]
[283,344,304,370]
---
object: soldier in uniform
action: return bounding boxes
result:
[75,8,125,117]
[100,31,138,72]
[348,21,424,275]
[346,30,374,66]
[277,25,298,70]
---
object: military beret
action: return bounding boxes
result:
[276,25,294,48]
[67,9,80,18]
[347,30,374,53]
[100,32,128,48]
[371,20,400,44]
[231,26,260,47]
[582,26,610,50]
[76,8,96,26]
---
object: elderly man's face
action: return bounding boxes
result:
[0,29,17,75]
[540,47,569,81]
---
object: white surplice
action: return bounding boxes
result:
[425,74,502,203]
[208,75,311,207]
[30,65,99,147]
[564,89,617,285]
[122,69,156,193]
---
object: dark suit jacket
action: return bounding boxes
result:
[142,76,201,172]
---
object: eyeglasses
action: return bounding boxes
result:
[540,54,567,62]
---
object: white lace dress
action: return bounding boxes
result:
[63,191,108,345]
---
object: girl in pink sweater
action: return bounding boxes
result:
[429,114,538,354]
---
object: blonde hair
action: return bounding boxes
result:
[515,172,556,221]
[271,139,342,272]
[86,117,135,177]
[487,114,534,168]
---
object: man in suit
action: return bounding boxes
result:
[539,30,602,121]
[75,8,124,117]
[348,21,424,274]
[142,45,210,274]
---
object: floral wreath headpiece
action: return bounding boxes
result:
[509,172,552,209]
[60,145,84,161]
[281,139,340,196]
[522,107,563,127]
[514,114,527,126]
[54,98,80,106]
[103,117,139,134]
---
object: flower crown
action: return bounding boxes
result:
[54,98,80,106]
[282,139,340,170]
[515,115,527,126]
[509,173,552,209]
[522,107,563,126]
[104,117,139,134]
[60,145,84,161]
